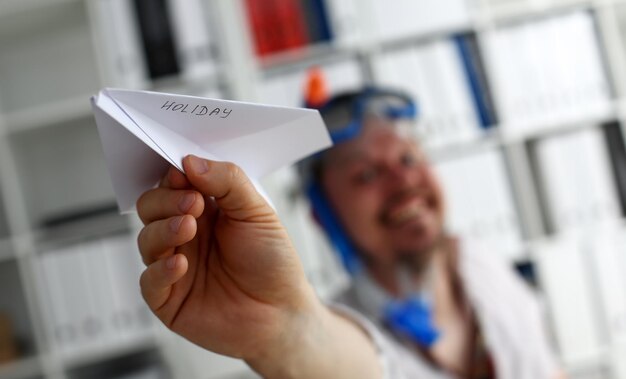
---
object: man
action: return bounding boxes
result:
[136,87,562,378]
[299,88,562,378]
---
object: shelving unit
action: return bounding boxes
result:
[243,1,626,378]
[1,0,626,378]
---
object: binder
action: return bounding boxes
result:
[273,0,309,52]
[434,158,473,238]
[433,149,523,260]
[454,33,497,128]
[575,127,620,222]
[373,47,432,145]
[166,0,216,81]
[483,11,612,136]
[372,38,482,149]
[38,250,77,353]
[92,0,148,88]
[535,234,604,366]
[438,38,486,138]
[299,0,333,44]
[244,0,309,57]
[243,0,273,56]
[323,0,363,47]
[420,42,453,148]
[54,244,100,357]
[535,127,620,232]
[534,133,574,231]
[602,122,626,216]
[482,150,523,260]
[132,0,180,79]
[76,241,109,352]
[102,234,153,342]
[87,238,125,347]
[587,223,626,347]
[36,233,154,358]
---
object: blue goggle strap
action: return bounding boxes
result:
[306,181,361,275]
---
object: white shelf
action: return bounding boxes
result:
[8,116,117,229]
[498,103,619,142]
[148,72,223,99]
[425,128,502,162]
[419,104,619,162]
[0,0,81,20]
[31,211,131,253]
[260,42,360,78]
[3,95,93,134]
[378,21,475,51]
[484,0,595,24]
[0,0,100,118]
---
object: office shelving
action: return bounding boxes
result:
[1,0,626,378]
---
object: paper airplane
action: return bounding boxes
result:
[91,88,332,213]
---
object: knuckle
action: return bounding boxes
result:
[136,189,159,223]
[224,162,248,187]
[139,270,149,291]
[136,193,149,221]
[138,271,155,309]
[137,227,146,249]
[224,161,242,180]
[136,226,155,264]
[136,229,151,265]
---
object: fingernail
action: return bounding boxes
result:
[188,155,208,174]
[178,193,195,213]
[166,255,177,270]
[169,216,184,233]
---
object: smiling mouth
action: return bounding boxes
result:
[382,197,431,228]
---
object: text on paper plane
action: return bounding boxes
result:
[160,100,233,118]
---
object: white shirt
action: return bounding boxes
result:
[332,241,560,379]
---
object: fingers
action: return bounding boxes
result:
[137,215,197,265]
[140,254,188,313]
[137,187,204,225]
[160,165,191,189]
[183,155,273,222]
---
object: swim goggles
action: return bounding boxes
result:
[319,87,418,144]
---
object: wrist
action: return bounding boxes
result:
[244,283,330,378]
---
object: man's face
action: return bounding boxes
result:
[320,121,446,267]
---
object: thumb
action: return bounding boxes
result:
[182,155,274,222]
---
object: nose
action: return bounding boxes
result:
[384,162,421,189]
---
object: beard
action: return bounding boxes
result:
[357,226,448,282]
[395,227,447,276]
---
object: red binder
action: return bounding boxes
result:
[244,0,310,57]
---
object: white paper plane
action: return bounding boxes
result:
[91,88,332,213]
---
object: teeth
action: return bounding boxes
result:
[389,202,425,225]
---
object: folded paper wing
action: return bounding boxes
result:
[91,88,332,213]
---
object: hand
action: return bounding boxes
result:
[136,155,319,362]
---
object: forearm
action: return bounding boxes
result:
[246,301,382,379]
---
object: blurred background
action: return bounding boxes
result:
[1,0,626,378]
